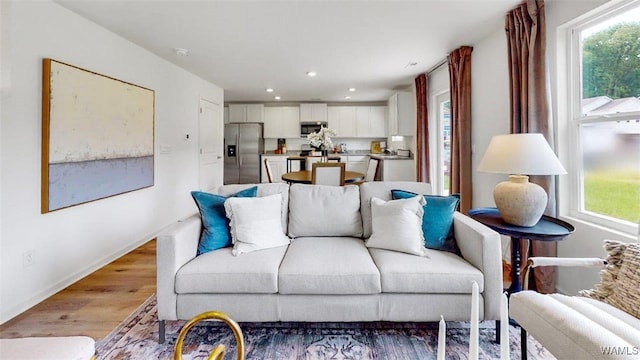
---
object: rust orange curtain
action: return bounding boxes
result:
[506,0,557,293]
[415,74,430,183]
[448,46,473,213]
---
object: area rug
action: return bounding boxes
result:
[96,295,554,359]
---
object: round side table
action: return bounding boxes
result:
[468,207,575,295]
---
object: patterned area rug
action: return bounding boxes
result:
[96,295,554,359]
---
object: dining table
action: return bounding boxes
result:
[281,170,365,184]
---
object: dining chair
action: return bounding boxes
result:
[312,162,346,186]
[305,156,341,170]
[365,158,380,182]
[263,158,273,183]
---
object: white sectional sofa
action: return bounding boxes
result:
[156,181,502,343]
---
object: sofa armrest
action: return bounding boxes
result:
[157,214,201,321]
[453,211,502,320]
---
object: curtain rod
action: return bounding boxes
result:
[426,57,448,75]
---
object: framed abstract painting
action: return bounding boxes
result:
[41,59,155,213]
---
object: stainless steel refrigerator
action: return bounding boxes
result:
[224,123,264,184]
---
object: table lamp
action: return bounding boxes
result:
[477,133,566,227]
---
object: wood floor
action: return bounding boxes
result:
[0,239,156,340]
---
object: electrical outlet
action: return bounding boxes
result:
[23,250,35,268]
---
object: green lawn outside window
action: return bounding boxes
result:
[584,170,640,223]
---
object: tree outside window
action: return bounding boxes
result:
[577,6,640,225]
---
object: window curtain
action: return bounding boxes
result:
[448,46,474,213]
[506,0,557,293]
[415,74,430,183]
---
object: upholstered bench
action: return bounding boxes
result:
[0,336,95,360]
[510,240,640,360]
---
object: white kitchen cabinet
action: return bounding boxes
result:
[261,155,286,183]
[369,106,387,137]
[228,104,264,123]
[328,106,357,137]
[346,155,369,174]
[264,106,300,138]
[379,159,415,181]
[388,92,415,136]
[223,106,229,124]
[356,106,387,138]
[300,103,328,123]
[228,104,244,123]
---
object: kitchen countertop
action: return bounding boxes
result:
[262,150,371,156]
[261,150,414,160]
[369,154,414,160]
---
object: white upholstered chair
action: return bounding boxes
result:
[263,158,273,183]
[312,162,345,186]
[365,158,380,182]
[510,240,640,360]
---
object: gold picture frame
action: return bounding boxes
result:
[41,58,155,213]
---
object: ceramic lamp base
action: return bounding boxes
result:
[493,175,547,227]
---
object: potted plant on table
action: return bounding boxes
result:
[306,126,337,162]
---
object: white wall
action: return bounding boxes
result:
[470,0,637,295]
[0,0,223,323]
[470,25,511,209]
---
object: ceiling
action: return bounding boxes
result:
[56,0,521,103]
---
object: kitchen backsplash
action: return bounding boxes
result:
[265,138,388,152]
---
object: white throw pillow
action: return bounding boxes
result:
[365,195,428,256]
[224,193,290,255]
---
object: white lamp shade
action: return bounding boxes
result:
[477,133,566,175]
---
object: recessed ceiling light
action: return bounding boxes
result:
[344,96,351,100]
[266,88,274,92]
[306,71,317,77]
[173,48,189,56]
[274,96,281,100]
[348,88,356,92]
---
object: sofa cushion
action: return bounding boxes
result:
[287,184,362,238]
[510,291,639,360]
[360,181,433,238]
[365,196,428,256]
[391,190,461,254]
[224,193,290,255]
[278,237,381,294]
[369,247,484,293]
[175,245,288,294]
[218,183,290,233]
[551,294,640,348]
[191,187,257,255]
[578,296,640,332]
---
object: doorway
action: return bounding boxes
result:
[199,99,223,191]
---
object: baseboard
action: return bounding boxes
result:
[0,220,175,325]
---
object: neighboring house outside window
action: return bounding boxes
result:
[564,0,640,234]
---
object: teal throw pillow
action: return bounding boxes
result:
[391,190,460,254]
[191,187,258,255]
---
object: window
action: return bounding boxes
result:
[569,1,640,231]
[436,92,451,195]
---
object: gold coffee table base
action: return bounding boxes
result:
[174,311,245,360]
